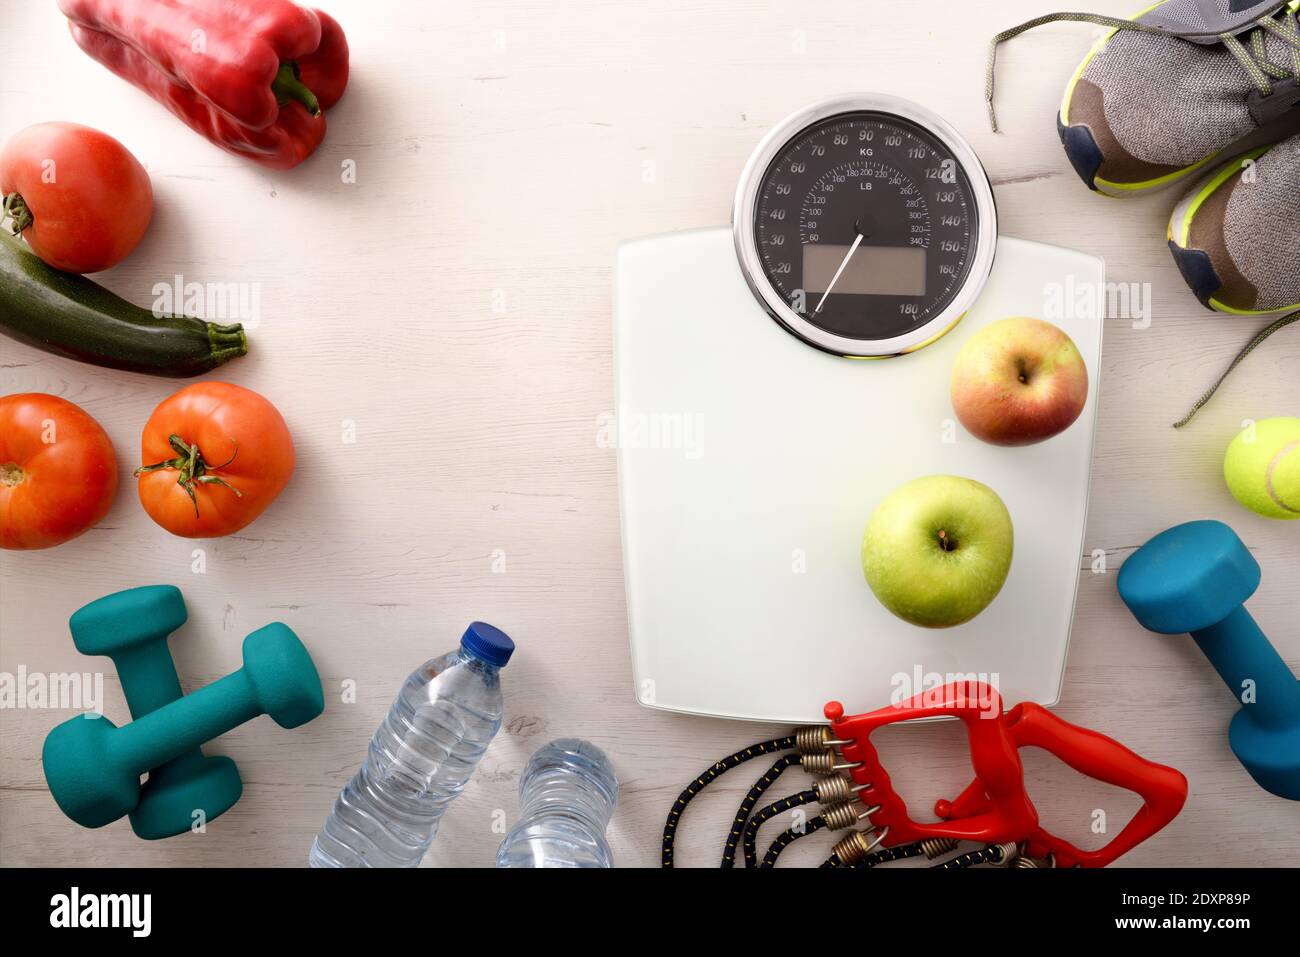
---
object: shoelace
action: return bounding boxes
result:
[986,2,1300,132]
[1173,309,1298,427]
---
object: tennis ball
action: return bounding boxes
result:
[1223,417,1300,520]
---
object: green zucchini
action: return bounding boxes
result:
[0,231,246,377]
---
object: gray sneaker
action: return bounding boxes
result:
[988,0,1300,195]
[1167,132,1299,427]
[1169,132,1300,316]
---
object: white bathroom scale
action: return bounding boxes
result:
[616,94,1105,723]
[615,226,1104,723]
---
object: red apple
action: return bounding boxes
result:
[950,317,1088,447]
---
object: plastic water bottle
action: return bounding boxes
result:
[495,738,618,868]
[308,622,515,868]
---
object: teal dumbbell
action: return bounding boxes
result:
[1118,521,1300,799]
[44,621,324,832]
[69,585,243,839]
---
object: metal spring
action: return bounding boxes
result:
[831,825,890,865]
[794,726,830,754]
[990,842,1020,865]
[821,802,881,831]
[800,751,862,776]
[793,726,853,755]
[1010,854,1041,868]
[813,774,866,806]
[918,837,960,859]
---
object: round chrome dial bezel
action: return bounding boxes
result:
[732,93,998,357]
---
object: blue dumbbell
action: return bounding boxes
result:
[1117,520,1300,800]
[44,621,323,832]
[69,586,243,838]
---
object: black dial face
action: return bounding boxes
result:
[754,111,980,342]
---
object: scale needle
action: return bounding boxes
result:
[813,231,864,314]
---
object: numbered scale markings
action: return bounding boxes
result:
[734,95,998,357]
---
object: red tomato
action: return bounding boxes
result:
[0,393,119,549]
[137,382,294,538]
[0,122,153,273]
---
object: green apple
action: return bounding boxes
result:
[861,474,1014,628]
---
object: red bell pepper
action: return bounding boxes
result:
[57,0,349,170]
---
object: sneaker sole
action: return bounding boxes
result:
[1057,113,1220,197]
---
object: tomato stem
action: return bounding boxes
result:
[2,192,33,235]
[1,462,24,488]
[135,434,242,517]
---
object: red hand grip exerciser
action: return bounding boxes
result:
[825,682,1187,867]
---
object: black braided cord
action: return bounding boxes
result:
[760,814,829,868]
[932,843,1007,869]
[661,735,796,868]
[820,839,928,869]
[721,752,803,868]
[741,789,818,867]
[854,840,927,869]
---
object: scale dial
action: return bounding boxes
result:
[734,95,997,356]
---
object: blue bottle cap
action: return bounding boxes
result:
[461,621,515,667]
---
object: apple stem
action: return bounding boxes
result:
[937,529,958,552]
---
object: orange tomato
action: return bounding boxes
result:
[137,382,294,538]
[0,393,119,549]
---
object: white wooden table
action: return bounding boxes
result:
[2,0,1297,868]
